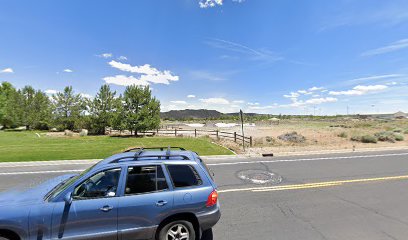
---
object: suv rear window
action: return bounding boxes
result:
[125,165,168,195]
[167,165,202,188]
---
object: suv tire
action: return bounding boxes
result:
[158,220,196,240]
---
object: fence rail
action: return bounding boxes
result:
[139,128,253,147]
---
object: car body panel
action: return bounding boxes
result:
[0,149,221,240]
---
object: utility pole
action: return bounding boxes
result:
[240,109,245,152]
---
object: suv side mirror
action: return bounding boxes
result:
[64,192,73,205]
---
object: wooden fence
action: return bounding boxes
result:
[139,129,253,147]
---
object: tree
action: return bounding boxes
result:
[52,86,85,130]
[0,82,23,128]
[123,85,160,136]
[31,90,53,129]
[89,85,117,135]
[21,86,36,129]
[111,94,127,134]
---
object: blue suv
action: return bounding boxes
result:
[0,147,220,240]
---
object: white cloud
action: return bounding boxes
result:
[247,102,259,106]
[63,69,73,73]
[118,56,127,61]
[308,86,324,91]
[1,68,14,73]
[329,85,388,96]
[170,100,187,104]
[103,75,149,86]
[45,89,58,95]
[106,60,179,85]
[98,53,113,58]
[283,92,300,98]
[199,0,245,8]
[233,100,245,104]
[362,39,408,56]
[199,0,223,8]
[187,95,196,98]
[199,97,230,105]
[304,97,338,105]
[248,104,278,110]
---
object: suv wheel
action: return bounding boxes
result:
[158,220,196,240]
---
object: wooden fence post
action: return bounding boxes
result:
[175,129,177,136]
[234,132,237,142]
[194,129,197,137]
[250,136,253,147]
[216,130,219,139]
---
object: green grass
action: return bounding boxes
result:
[0,131,233,162]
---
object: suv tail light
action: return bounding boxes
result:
[206,190,218,207]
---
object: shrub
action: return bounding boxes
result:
[351,135,377,143]
[361,135,377,143]
[338,132,348,138]
[265,136,274,143]
[278,131,306,143]
[394,134,404,141]
[375,131,396,143]
[393,128,403,133]
[350,136,362,142]
[404,129,408,134]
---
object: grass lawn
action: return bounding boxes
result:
[0,131,233,162]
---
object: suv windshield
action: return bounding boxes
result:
[46,164,96,201]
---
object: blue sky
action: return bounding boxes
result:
[0,0,407,115]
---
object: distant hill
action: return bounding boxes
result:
[160,109,223,120]
[160,109,272,120]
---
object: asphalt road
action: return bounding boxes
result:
[1,149,408,240]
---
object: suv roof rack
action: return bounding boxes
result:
[123,146,186,153]
[109,154,191,164]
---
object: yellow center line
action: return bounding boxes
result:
[218,175,408,193]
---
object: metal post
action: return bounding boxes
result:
[234,132,237,142]
[175,129,177,136]
[194,129,197,138]
[240,109,245,151]
[216,130,219,139]
[250,136,253,147]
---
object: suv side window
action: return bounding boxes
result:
[73,168,121,199]
[125,165,168,195]
[167,165,202,188]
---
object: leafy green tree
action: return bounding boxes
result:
[0,82,23,128]
[111,94,127,134]
[21,86,36,129]
[31,90,53,130]
[89,85,117,135]
[123,85,160,136]
[52,86,85,130]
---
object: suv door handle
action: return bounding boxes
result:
[156,200,168,207]
[99,205,114,212]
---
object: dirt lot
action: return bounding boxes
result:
[164,119,408,154]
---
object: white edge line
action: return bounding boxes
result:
[206,152,408,166]
[0,170,84,175]
[1,153,407,168]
